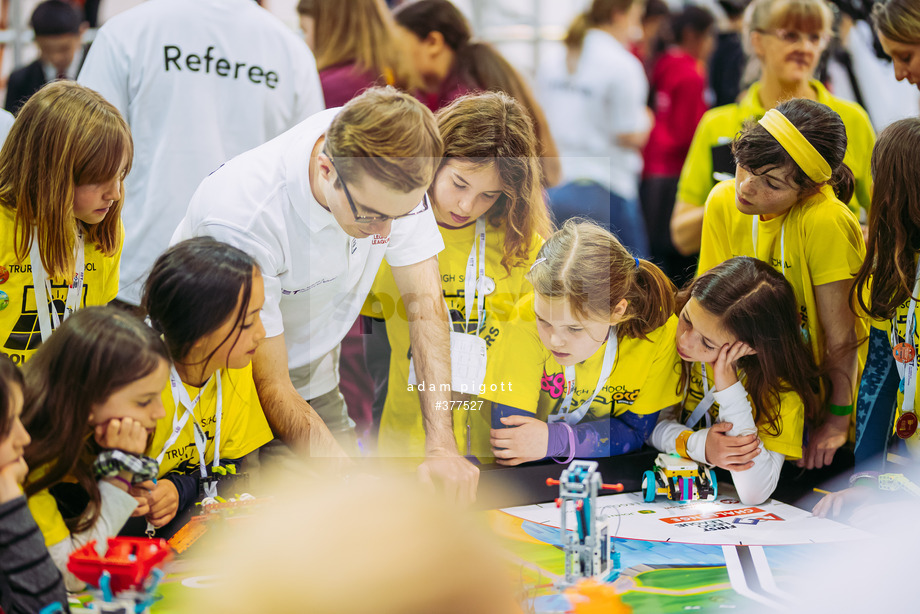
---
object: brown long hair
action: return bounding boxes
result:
[0,81,132,279]
[297,0,419,91]
[872,0,920,44]
[854,118,920,320]
[22,307,168,533]
[732,98,854,204]
[394,0,561,187]
[0,354,24,439]
[436,92,552,273]
[679,257,825,433]
[463,49,562,188]
[528,219,675,341]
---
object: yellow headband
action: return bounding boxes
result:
[757,109,831,183]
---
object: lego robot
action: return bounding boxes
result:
[642,452,718,503]
[546,460,624,587]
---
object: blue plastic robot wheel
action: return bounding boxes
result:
[642,470,656,502]
[709,468,718,499]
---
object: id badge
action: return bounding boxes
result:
[408,332,488,395]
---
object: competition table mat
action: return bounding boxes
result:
[71,451,866,613]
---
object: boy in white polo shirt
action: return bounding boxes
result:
[78,0,325,307]
[173,87,479,503]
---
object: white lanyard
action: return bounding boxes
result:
[462,217,487,333]
[751,216,786,277]
[29,229,85,342]
[156,365,222,499]
[892,259,920,413]
[684,363,715,429]
[549,327,618,425]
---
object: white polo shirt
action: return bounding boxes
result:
[537,29,649,200]
[78,0,325,305]
[172,108,444,400]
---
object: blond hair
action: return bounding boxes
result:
[0,81,131,279]
[436,92,552,272]
[296,0,419,90]
[873,0,920,45]
[565,0,639,50]
[325,86,442,193]
[528,219,675,340]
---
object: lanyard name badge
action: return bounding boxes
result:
[892,259,920,439]
[29,229,85,342]
[408,218,490,394]
[156,366,223,497]
[683,363,715,429]
[548,327,618,426]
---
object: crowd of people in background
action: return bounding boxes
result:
[2,0,920,612]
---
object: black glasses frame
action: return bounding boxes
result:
[326,151,430,224]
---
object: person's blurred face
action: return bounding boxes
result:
[879,32,920,90]
[299,14,316,52]
[752,25,829,85]
[35,33,82,74]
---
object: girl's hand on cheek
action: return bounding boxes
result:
[712,341,756,391]
[94,417,149,454]
[0,457,29,503]
[489,416,549,466]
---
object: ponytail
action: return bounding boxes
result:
[564,13,591,50]
[620,259,677,340]
[832,163,855,205]
[528,220,676,342]
[564,0,638,51]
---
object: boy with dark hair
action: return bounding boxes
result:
[4,0,88,114]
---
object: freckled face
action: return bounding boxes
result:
[734,164,802,218]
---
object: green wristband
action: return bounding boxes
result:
[828,403,854,417]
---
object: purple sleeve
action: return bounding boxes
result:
[548,411,660,458]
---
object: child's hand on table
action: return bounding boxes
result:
[490,415,549,466]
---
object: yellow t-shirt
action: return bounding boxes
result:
[147,363,274,475]
[483,295,682,428]
[0,206,123,365]
[27,485,72,547]
[369,220,543,458]
[698,180,867,364]
[677,80,875,216]
[682,363,804,459]
[26,456,92,547]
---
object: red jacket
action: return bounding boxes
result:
[643,49,709,177]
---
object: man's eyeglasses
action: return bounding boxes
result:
[758,28,830,49]
[326,151,430,224]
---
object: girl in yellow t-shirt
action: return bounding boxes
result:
[0,81,131,365]
[672,0,875,256]
[815,119,920,518]
[698,98,866,472]
[22,307,170,590]
[137,237,273,535]
[368,91,551,459]
[649,257,824,504]
[484,220,682,465]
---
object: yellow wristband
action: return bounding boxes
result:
[675,430,692,459]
